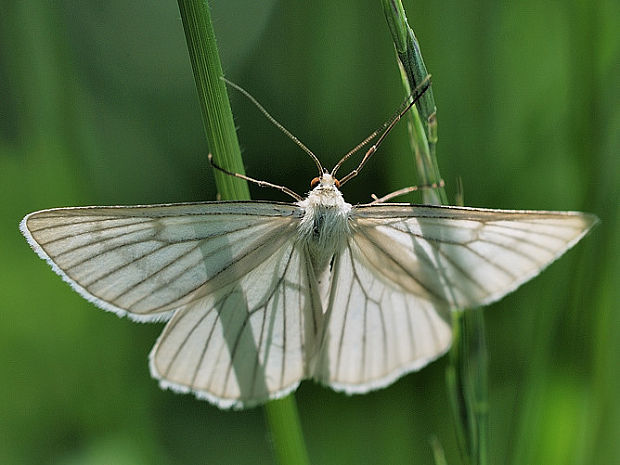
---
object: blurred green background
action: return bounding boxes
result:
[1,1,618,464]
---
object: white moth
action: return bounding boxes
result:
[20,81,598,409]
[20,175,597,408]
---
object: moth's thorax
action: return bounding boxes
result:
[297,174,351,269]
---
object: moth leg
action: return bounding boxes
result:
[368,179,445,204]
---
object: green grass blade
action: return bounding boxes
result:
[446,310,489,465]
[264,396,311,465]
[382,0,445,206]
[177,0,249,200]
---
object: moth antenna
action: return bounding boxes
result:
[333,75,432,186]
[221,77,324,176]
[331,83,427,178]
[208,154,303,202]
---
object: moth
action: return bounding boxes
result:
[20,80,597,409]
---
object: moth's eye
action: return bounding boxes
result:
[334,178,341,188]
[310,177,320,188]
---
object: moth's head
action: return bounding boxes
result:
[303,170,348,209]
[310,172,341,191]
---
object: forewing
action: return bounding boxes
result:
[150,237,322,409]
[350,204,598,309]
[20,201,302,321]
